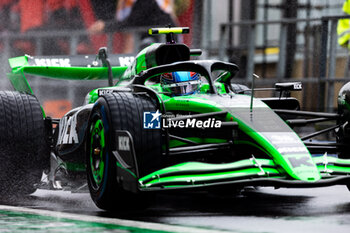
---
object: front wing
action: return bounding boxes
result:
[138,155,350,191]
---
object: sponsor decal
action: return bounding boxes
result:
[288,156,313,168]
[98,89,114,96]
[277,146,308,154]
[293,83,302,90]
[118,136,130,151]
[119,56,135,66]
[269,135,299,144]
[34,58,71,67]
[143,110,161,129]
[57,114,79,145]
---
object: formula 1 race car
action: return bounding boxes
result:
[1,27,350,210]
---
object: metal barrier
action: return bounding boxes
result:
[219,15,350,111]
[1,17,350,113]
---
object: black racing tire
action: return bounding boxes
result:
[337,82,350,158]
[86,92,161,211]
[0,91,49,196]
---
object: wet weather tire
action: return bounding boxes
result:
[86,92,161,211]
[0,91,49,196]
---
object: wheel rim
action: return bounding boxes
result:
[89,118,106,190]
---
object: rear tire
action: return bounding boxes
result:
[86,92,161,211]
[0,91,49,196]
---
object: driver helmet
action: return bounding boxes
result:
[161,71,201,96]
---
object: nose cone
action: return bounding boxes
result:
[282,153,321,182]
[265,132,321,182]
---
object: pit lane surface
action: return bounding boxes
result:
[1,186,350,232]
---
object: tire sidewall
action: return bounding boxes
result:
[86,98,117,207]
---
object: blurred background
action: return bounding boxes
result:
[0,0,349,117]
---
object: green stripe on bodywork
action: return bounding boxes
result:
[140,167,280,188]
[117,162,137,178]
[317,165,350,173]
[14,66,127,81]
[139,159,279,188]
[65,162,86,172]
[169,138,227,148]
[312,156,350,165]
[313,156,350,174]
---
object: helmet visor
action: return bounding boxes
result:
[162,80,201,95]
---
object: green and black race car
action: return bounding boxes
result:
[1,27,350,211]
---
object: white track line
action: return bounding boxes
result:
[0,205,231,233]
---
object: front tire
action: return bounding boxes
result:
[86,92,161,210]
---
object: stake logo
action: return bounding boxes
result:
[143,110,161,129]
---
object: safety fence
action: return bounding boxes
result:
[1,16,350,116]
[219,15,350,112]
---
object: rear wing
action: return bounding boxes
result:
[7,53,135,94]
[9,54,135,69]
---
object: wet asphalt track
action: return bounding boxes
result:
[1,185,350,232]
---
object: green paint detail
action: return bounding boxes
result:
[65,162,86,172]
[239,124,320,182]
[6,71,47,116]
[0,210,169,232]
[136,52,147,74]
[312,156,350,165]
[169,137,227,148]
[313,156,350,174]
[117,162,137,178]
[86,89,100,104]
[8,56,28,70]
[6,72,33,94]
[119,46,148,81]
[139,159,278,187]
[214,82,227,94]
[90,119,105,186]
[14,66,127,81]
[40,106,46,118]
[317,165,350,173]
[141,167,280,188]
[159,94,321,182]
